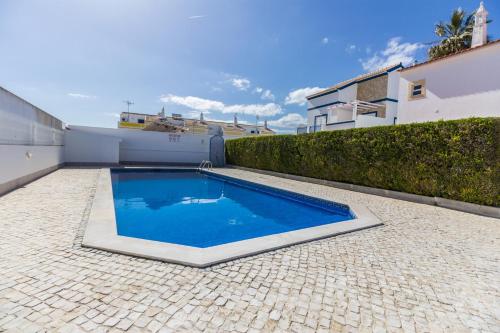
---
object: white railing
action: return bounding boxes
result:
[197,160,213,171]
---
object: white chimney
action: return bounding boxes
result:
[472,1,488,48]
[233,114,238,126]
[264,120,268,130]
[200,112,204,121]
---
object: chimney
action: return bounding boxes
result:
[200,112,204,121]
[264,120,268,130]
[472,1,488,48]
[233,114,238,126]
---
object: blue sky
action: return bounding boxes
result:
[1,0,498,131]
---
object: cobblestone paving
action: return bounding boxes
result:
[0,168,499,333]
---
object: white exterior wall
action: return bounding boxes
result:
[0,145,64,191]
[355,114,390,128]
[65,129,121,164]
[68,126,211,164]
[307,91,340,110]
[397,43,500,124]
[324,121,355,131]
[306,84,358,130]
[0,87,64,195]
[307,91,338,130]
[385,102,398,124]
[387,70,400,100]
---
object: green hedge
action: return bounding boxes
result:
[226,118,500,206]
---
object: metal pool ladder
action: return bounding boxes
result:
[197,160,213,172]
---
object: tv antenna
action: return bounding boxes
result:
[123,100,134,121]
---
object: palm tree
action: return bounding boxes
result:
[428,8,475,59]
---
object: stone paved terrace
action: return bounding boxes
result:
[0,167,499,333]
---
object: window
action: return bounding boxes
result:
[138,119,145,124]
[408,79,426,100]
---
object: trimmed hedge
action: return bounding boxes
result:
[225,118,500,206]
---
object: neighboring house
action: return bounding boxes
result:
[119,112,159,128]
[299,2,499,133]
[397,4,499,124]
[118,111,275,138]
[298,63,402,134]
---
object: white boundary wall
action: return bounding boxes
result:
[0,86,220,195]
[66,126,211,165]
[64,128,121,164]
[0,87,64,195]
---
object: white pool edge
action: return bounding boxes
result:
[82,168,383,268]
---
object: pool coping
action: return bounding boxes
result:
[82,168,383,267]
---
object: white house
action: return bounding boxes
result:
[299,63,402,133]
[397,2,500,124]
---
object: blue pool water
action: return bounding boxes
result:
[111,169,354,248]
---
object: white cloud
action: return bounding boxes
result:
[360,37,424,71]
[252,87,276,101]
[67,93,96,99]
[284,87,325,106]
[322,37,329,44]
[260,89,275,101]
[231,78,251,91]
[252,87,274,101]
[160,94,225,111]
[223,103,281,116]
[160,94,282,117]
[188,15,205,19]
[268,113,306,129]
[345,44,357,53]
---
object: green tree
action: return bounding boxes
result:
[428,8,475,59]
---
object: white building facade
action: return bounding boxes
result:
[397,41,500,124]
[300,64,402,133]
[397,2,500,124]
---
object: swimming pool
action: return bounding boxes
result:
[111,169,355,247]
[83,168,381,267]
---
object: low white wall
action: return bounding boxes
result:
[65,129,121,164]
[324,121,355,131]
[0,145,64,186]
[397,43,500,124]
[0,87,64,195]
[355,114,390,128]
[68,126,211,164]
[336,108,354,122]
